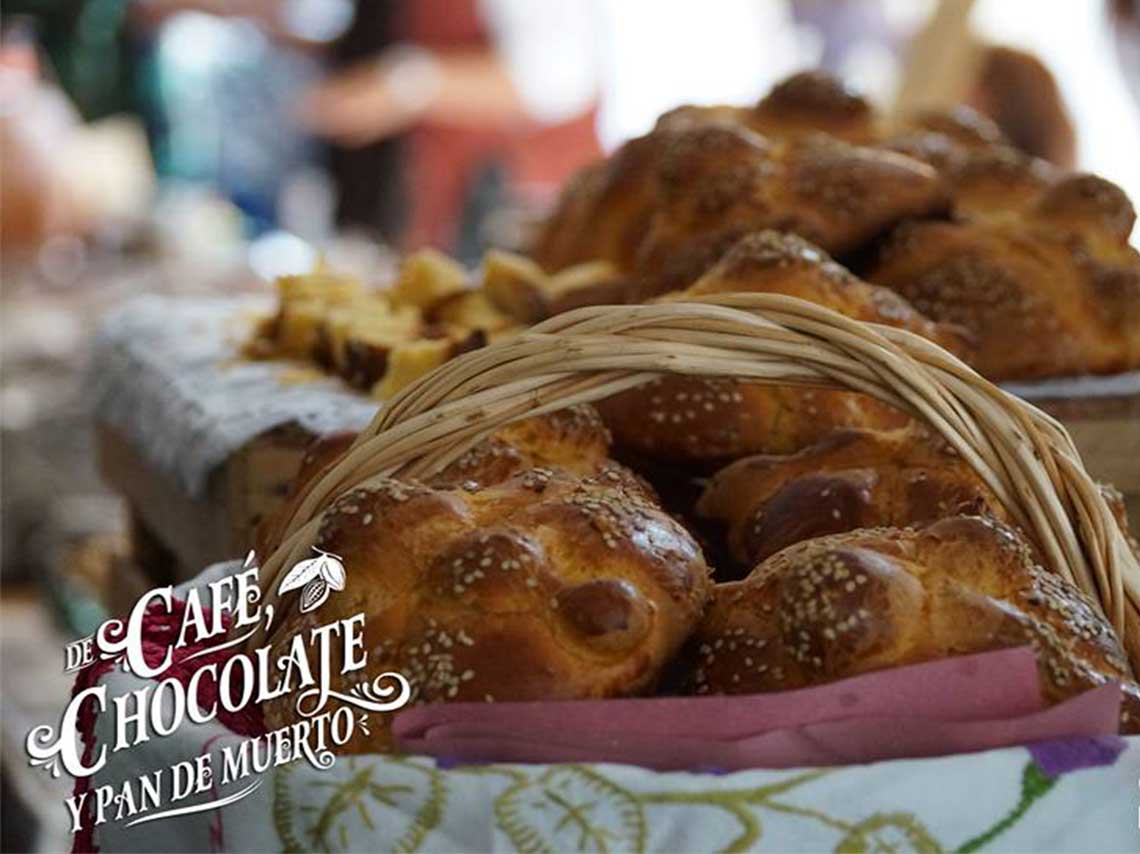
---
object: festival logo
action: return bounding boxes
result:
[23,551,411,834]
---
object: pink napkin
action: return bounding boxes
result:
[392,649,1124,770]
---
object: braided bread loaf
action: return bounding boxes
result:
[260,408,711,751]
[696,426,1006,570]
[255,406,614,557]
[597,231,966,463]
[531,73,947,284]
[684,515,1140,732]
[867,174,1140,379]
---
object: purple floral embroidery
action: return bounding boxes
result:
[1027,736,1127,778]
[689,765,729,776]
[434,756,468,770]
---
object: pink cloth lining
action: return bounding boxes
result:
[394,649,1123,770]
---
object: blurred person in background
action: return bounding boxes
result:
[301,0,794,259]
[0,9,154,262]
[9,0,1137,259]
[127,0,604,260]
[1,0,781,267]
[300,0,603,259]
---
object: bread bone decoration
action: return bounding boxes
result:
[881,105,1059,218]
[696,422,1140,576]
[250,293,1140,751]
[696,425,1008,571]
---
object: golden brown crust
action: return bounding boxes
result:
[867,175,1140,380]
[882,107,1060,220]
[530,72,946,282]
[432,405,612,489]
[908,106,1008,149]
[697,426,1006,568]
[885,107,1009,173]
[255,407,613,558]
[634,125,949,296]
[597,232,965,464]
[656,71,877,144]
[1035,173,1137,242]
[749,71,878,143]
[945,148,1058,220]
[684,515,1140,732]
[529,132,672,275]
[597,376,908,467]
[262,463,713,751]
[669,231,968,353]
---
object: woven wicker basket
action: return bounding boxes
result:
[253,293,1140,670]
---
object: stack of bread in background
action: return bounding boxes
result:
[252,72,1140,752]
[254,71,1140,395]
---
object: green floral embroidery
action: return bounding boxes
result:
[273,763,305,854]
[496,766,647,853]
[833,813,942,853]
[272,756,1061,852]
[274,757,446,853]
[955,762,1057,853]
[640,770,829,852]
[389,758,448,854]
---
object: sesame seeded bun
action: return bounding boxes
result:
[261,458,712,752]
[684,515,1140,733]
[867,173,1140,380]
[697,425,1008,571]
[597,232,966,464]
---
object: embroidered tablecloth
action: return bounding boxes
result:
[92,727,1140,853]
[80,562,1140,853]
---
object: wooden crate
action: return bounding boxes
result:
[97,421,317,582]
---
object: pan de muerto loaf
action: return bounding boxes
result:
[697,426,1007,570]
[656,70,878,144]
[597,232,966,464]
[262,461,712,751]
[531,74,947,285]
[867,174,1140,380]
[685,515,1140,732]
[256,406,613,557]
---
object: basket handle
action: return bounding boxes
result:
[252,293,1140,667]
